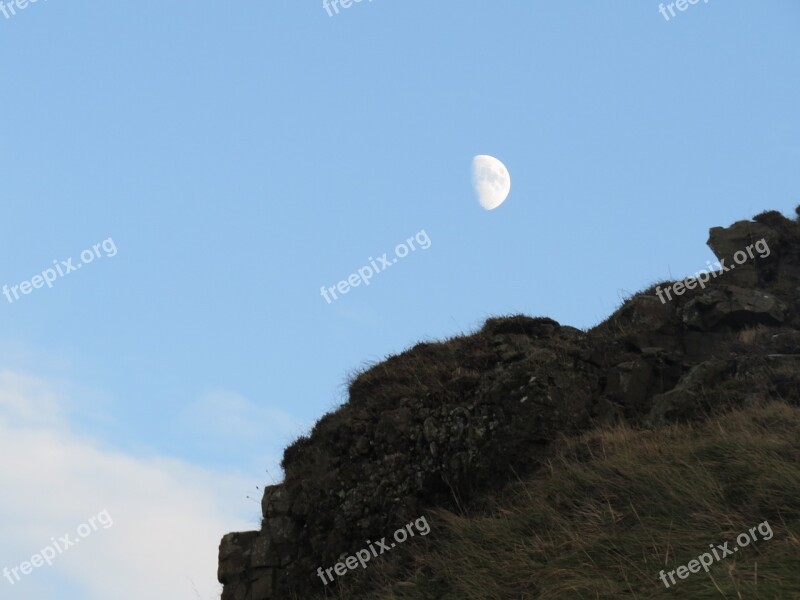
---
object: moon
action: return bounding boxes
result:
[471,155,511,210]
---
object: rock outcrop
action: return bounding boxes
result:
[219,207,800,599]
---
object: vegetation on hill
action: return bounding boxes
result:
[345,401,800,599]
[219,207,800,600]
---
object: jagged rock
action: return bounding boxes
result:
[605,359,653,412]
[707,220,778,287]
[219,207,800,600]
[648,388,701,425]
[773,330,800,353]
[218,533,276,600]
[648,358,733,425]
[261,485,291,519]
[682,286,786,330]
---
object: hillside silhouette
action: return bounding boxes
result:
[219,206,800,599]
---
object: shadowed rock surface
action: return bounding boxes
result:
[218,207,800,599]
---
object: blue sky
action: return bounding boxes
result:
[1,1,798,598]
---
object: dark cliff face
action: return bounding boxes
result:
[218,207,800,600]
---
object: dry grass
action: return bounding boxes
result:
[737,325,771,346]
[336,401,800,599]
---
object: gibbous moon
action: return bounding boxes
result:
[471,155,511,210]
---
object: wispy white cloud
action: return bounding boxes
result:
[0,370,256,600]
[0,369,64,425]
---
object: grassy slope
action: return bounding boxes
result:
[332,401,800,600]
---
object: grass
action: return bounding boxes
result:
[334,401,800,599]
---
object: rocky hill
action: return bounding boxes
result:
[218,207,800,599]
